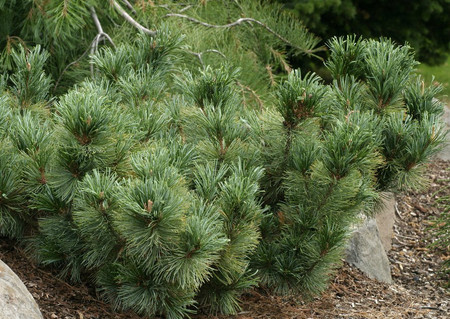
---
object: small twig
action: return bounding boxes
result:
[265,64,275,87]
[186,50,204,66]
[90,7,116,48]
[395,233,416,241]
[54,46,91,92]
[185,48,227,66]
[394,202,403,220]
[55,8,115,89]
[121,0,137,15]
[420,306,441,310]
[203,49,227,59]
[91,6,104,34]
[393,237,414,247]
[270,47,291,73]
[236,81,264,111]
[179,5,192,13]
[5,35,29,53]
[412,202,428,214]
[111,0,157,36]
[165,13,308,53]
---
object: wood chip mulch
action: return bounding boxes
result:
[0,160,449,319]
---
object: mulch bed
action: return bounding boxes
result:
[0,160,449,319]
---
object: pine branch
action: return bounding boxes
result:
[164,13,315,54]
[111,0,157,36]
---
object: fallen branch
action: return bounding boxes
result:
[111,0,157,36]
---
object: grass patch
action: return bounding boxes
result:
[416,55,450,103]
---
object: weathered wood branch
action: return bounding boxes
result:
[121,0,137,15]
[186,49,227,66]
[90,7,116,75]
[165,13,304,52]
[111,0,157,36]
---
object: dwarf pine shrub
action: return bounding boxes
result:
[0,33,446,318]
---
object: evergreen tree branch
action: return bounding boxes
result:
[111,0,157,36]
[164,13,316,54]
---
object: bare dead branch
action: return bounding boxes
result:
[54,45,91,91]
[55,6,116,91]
[179,5,192,13]
[90,7,116,48]
[111,0,157,36]
[90,7,116,76]
[91,6,104,33]
[185,49,227,66]
[121,0,137,15]
[165,13,303,52]
[204,49,227,59]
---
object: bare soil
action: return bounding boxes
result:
[0,160,449,319]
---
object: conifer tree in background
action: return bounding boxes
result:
[277,0,450,65]
[0,1,447,318]
[0,0,322,103]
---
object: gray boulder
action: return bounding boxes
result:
[345,193,396,284]
[345,218,393,284]
[375,193,396,252]
[436,104,450,161]
[0,259,43,319]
